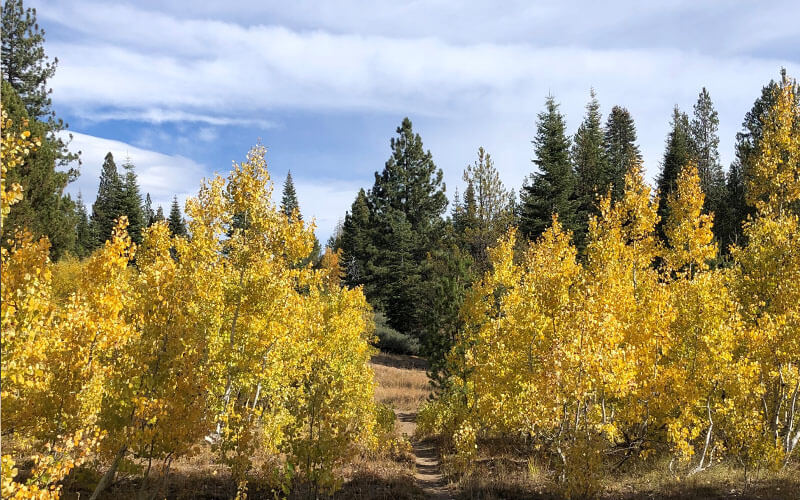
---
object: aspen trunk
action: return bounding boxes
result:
[90,444,127,500]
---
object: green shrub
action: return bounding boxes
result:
[373,312,420,355]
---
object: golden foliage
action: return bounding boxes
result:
[1,138,378,497]
[423,83,800,494]
[746,78,800,214]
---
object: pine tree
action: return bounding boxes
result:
[154,205,165,223]
[280,171,301,220]
[143,193,155,227]
[690,87,726,234]
[73,192,92,257]
[1,0,78,170]
[656,106,693,238]
[339,188,372,287]
[603,105,642,200]
[120,157,144,244]
[450,187,463,233]
[418,231,474,385]
[507,188,519,224]
[461,179,478,232]
[1,0,56,120]
[1,80,76,259]
[721,161,747,250]
[327,218,344,250]
[375,211,418,328]
[458,147,514,272]
[572,89,607,251]
[168,196,187,237]
[367,117,447,335]
[89,152,124,247]
[520,96,578,242]
[720,70,800,249]
[465,148,509,226]
[370,117,447,229]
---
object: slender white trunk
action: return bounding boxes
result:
[251,382,262,411]
[783,378,800,466]
[690,400,713,475]
[90,444,127,500]
[601,396,607,424]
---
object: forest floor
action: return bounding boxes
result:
[58,352,800,499]
[368,354,800,500]
[369,353,453,499]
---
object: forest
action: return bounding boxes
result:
[1,1,799,499]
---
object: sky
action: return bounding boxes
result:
[31,0,800,244]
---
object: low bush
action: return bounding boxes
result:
[373,312,420,355]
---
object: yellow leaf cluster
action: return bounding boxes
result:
[746,79,800,214]
[1,109,39,230]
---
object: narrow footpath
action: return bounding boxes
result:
[396,411,453,500]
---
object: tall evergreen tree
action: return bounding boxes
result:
[603,105,642,200]
[120,157,144,244]
[721,160,747,249]
[370,118,447,229]
[507,188,519,225]
[339,188,372,288]
[690,87,726,233]
[418,230,474,386]
[656,106,693,237]
[376,212,419,331]
[367,117,447,335]
[1,80,76,259]
[73,193,92,258]
[572,89,607,251]
[1,0,56,120]
[143,193,155,227]
[520,96,577,241]
[326,218,344,250]
[465,148,509,225]
[450,187,462,232]
[89,152,124,247]
[168,196,187,237]
[456,147,514,272]
[1,0,77,170]
[720,70,800,249]
[280,171,300,220]
[458,180,478,233]
[154,205,166,223]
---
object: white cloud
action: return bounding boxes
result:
[197,127,219,143]
[293,179,362,245]
[64,132,206,214]
[34,1,800,57]
[81,109,276,128]
[34,0,800,217]
[40,1,796,123]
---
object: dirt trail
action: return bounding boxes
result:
[396,411,453,500]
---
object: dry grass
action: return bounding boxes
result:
[452,440,800,500]
[35,351,800,499]
[63,445,424,500]
[333,451,426,500]
[330,352,431,499]
[603,459,800,500]
[55,352,430,499]
[370,353,433,411]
